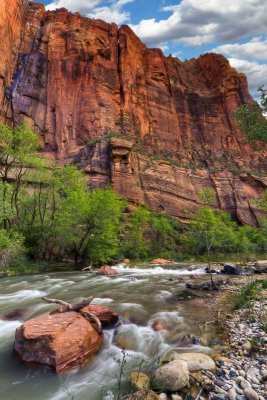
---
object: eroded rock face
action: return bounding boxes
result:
[1,1,267,223]
[14,312,103,372]
[0,0,27,120]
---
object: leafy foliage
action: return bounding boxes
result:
[233,87,267,144]
[123,207,182,259]
[0,123,266,273]
[0,229,25,269]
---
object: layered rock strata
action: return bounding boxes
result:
[0,1,266,223]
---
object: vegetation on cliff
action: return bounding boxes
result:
[233,86,267,144]
[0,123,266,274]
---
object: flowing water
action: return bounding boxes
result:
[0,263,221,400]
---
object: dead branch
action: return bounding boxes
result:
[42,297,70,307]
[42,296,102,332]
[42,296,94,313]
[80,310,102,334]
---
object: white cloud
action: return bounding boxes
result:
[212,37,267,61]
[46,0,134,24]
[131,0,267,47]
[229,58,267,95]
[211,37,267,96]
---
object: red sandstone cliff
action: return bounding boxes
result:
[0,1,266,224]
[0,0,27,120]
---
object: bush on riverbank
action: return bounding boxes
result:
[0,229,25,270]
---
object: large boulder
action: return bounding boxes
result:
[81,304,119,327]
[96,265,118,276]
[170,352,216,372]
[14,312,103,372]
[154,360,189,391]
[221,264,236,274]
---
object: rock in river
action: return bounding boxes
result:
[81,304,119,328]
[14,312,103,372]
[96,265,118,276]
[170,352,216,372]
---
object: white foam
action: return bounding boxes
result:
[91,298,114,305]
[0,289,46,302]
[148,311,184,329]
[113,264,205,276]
[0,320,21,342]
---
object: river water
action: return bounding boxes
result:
[0,264,220,400]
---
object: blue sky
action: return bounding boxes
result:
[40,1,267,98]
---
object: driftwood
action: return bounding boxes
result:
[42,296,102,333]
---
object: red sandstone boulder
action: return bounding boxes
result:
[96,265,118,276]
[81,304,119,327]
[14,312,103,372]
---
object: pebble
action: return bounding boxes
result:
[198,297,267,400]
[212,394,228,400]
[171,395,183,400]
[243,386,259,400]
[241,380,252,390]
[159,394,168,400]
[228,387,237,400]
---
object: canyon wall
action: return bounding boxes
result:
[1,1,266,224]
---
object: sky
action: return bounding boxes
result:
[40,0,267,98]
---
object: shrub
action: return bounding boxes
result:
[0,229,25,270]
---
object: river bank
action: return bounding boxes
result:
[1,255,267,278]
[138,276,267,400]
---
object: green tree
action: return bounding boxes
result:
[0,229,25,270]
[149,213,182,258]
[123,207,182,260]
[232,87,267,144]
[258,85,267,112]
[124,206,151,259]
[255,190,267,211]
[185,207,239,287]
[0,123,43,228]
[57,186,125,265]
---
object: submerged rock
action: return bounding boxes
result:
[154,360,189,391]
[14,312,103,372]
[0,309,26,321]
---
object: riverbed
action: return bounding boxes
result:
[0,263,221,400]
